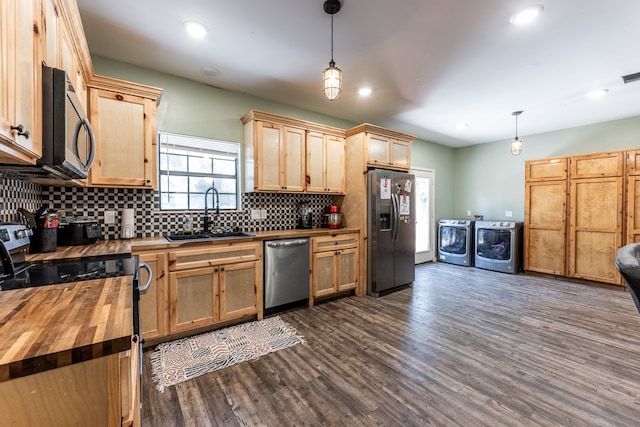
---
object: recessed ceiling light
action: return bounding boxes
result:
[587,89,609,99]
[358,87,372,96]
[183,20,208,39]
[456,123,468,130]
[201,67,220,77]
[511,4,544,25]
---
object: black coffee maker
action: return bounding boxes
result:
[297,201,313,229]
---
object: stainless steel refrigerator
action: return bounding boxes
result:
[367,169,416,296]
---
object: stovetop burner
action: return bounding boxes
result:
[0,254,136,291]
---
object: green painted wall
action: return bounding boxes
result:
[91,56,457,219]
[454,116,640,221]
[93,56,639,224]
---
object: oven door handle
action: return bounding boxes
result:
[0,241,15,280]
[138,262,152,294]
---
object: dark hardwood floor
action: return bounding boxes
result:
[141,263,640,426]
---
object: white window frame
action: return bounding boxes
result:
[158,132,241,211]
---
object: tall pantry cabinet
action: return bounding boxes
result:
[524,151,625,286]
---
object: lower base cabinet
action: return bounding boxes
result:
[312,233,359,299]
[167,242,263,334]
[0,340,139,427]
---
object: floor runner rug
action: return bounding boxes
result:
[150,316,304,392]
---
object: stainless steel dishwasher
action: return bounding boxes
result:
[264,238,310,313]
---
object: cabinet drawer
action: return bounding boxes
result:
[169,242,262,271]
[312,233,359,252]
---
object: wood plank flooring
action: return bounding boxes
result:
[141,263,640,426]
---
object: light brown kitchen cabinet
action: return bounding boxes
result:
[137,251,168,340]
[311,233,358,299]
[244,119,306,192]
[524,151,624,286]
[342,124,414,295]
[626,150,640,244]
[346,124,412,171]
[0,344,138,426]
[0,0,42,164]
[242,109,346,194]
[524,157,568,275]
[87,75,162,188]
[306,131,345,193]
[168,242,263,334]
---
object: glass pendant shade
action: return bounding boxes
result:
[511,137,523,156]
[323,60,342,101]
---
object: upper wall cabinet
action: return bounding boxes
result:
[346,124,413,172]
[87,75,162,188]
[306,131,345,194]
[242,110,346,194]
[0,0,42,164]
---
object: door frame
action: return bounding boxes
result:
[411,167,436,264]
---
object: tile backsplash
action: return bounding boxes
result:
[1,177,334,239]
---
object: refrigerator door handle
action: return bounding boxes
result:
[391,193,400,241]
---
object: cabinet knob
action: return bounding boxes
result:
[10,124,30,139]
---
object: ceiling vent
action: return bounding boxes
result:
[622,72,640,84]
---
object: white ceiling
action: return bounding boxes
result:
[75,0,640,147]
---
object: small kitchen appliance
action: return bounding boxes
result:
[121,208,135,239]
[322,205,343,229]
[297,201,313,229]
[57,217,102,246]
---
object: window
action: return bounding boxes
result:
[159,132,240,211]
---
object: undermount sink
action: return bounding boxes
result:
[164,231,255,242]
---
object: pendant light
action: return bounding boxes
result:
[322,0,342,101]
[510,111,524,156]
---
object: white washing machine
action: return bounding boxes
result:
[437,219,475,266]
[474,221,523,274]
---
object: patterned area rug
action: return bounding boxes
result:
[150,316,304,392]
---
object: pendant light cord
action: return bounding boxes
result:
[330,14,335,63]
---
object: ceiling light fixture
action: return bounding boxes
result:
[587,89,609,99]
[511,4,544,25]
[184,20,208,39]
[358,87,372,96]
[456,123,469,130]
[510,111,524,156]
[322,0,342,101]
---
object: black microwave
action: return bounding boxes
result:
[0,65,95,180]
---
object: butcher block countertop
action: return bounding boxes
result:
[0,276,132,382]
[132,227,360,251]
[26,239,132,263]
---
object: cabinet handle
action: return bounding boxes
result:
[10,125,30,139]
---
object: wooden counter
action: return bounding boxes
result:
[132,227,360,251]
[26,239,132,263]
[0,276,132,382]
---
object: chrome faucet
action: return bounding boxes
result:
[203,186,220,233]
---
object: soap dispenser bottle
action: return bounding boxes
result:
[183,214,192,234]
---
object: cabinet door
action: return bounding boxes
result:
[390,140,410,169]
[169,267,218,333]
[220,261,262,320]
[336,247,358,292]
[0,0,42,162]
[120,340,140,427]
[282,126,306,191]
[524,180,567,275]
[525,157,568,181]
[255,121,282,191]
[306,131,325,193]
[570,151,623,178]
[325,135,345,193]
[138,252,168,340]
[569,177,623,285]
[627,174,640,244]
[312,251,336,297]
[42,0,59,68]
[367,134,390,165]
[88,88,156,188]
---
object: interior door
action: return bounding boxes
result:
[412,168,435,264]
